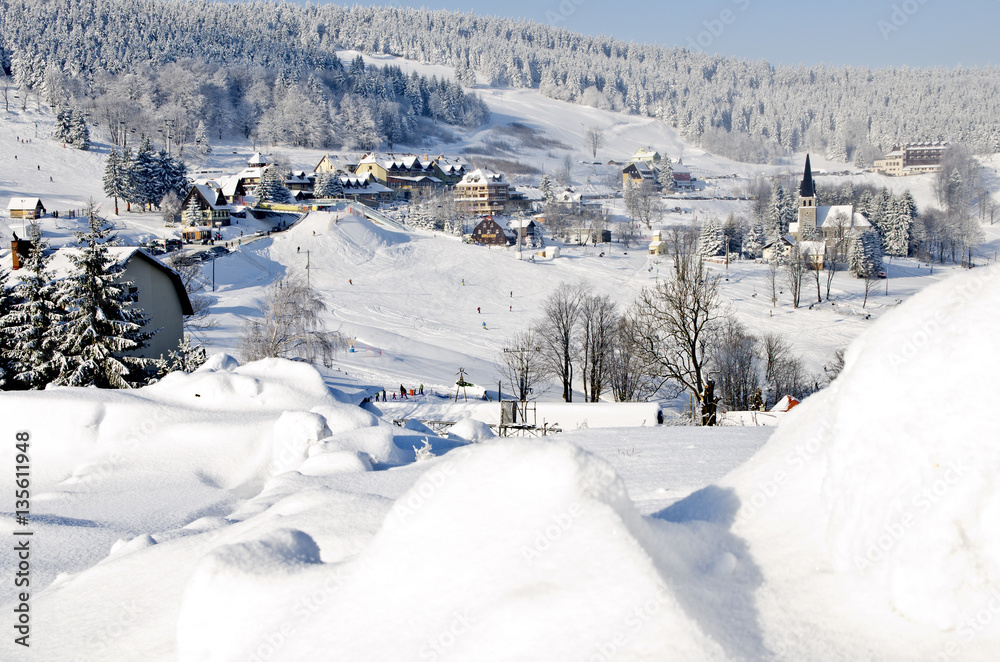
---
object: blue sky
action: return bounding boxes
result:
[333,0,999,68]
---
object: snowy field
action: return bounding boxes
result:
[1,265,998,660]
[1,53,1000,660]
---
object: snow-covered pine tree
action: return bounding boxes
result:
[883,199,911,257]
[0,267,17,387]
[743,220,766,259]
[256,166,290,204]
[164,335,207,373]
[767,183,786,240]
[657,158,675,191]
[826,135,848,163]
[51,106,73,144]
[540,174,555,205]
[7,225,63,389]
[159,152,190,203]
[49,204,155,389]
[182,193,201,226]
[195,121,212,156]
[698,218,724,257]
[313,171,343,198]
[69,110,90,150]
[103,148,128,215]
[848,229,884,278]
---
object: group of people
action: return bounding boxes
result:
[376,383,425,401]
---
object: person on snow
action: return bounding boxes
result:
[392,392,397,400]
[419,384,424,395]
[400,384,407,399]
[477,307,481,314]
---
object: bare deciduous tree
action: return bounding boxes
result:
[537,282,586,402]
[710,318,759,411]
[625,181,663,230]
[578,293,617,402]
[623,253,723,425]
[609,315,667,403]
[239,272,346,365]
[584,126,605,159]
[495,329,548,401]
[164,254,219,340]
[785,245,804,309]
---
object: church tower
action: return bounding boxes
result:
[797,154,818,238]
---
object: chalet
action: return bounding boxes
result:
[622,162,658,188]
[798,240,827,270]
[505,218,540,246]
[648,230,667,256]
[789,155,870,242]
[233,152,271,190]
[8,198,46,219]
[762,235,795,263]
[505,187,536,213]
[339,174,394,205]
[313,154,355,175]
[432,156,469,186]
[455,169,509,215]
[471,216,512,246]
[672,160,693,188]
[183,184,232,226]
[631,147,662,163]
[355,153,436,185]
[218,176,248,206]
[285,171,314,195]
[41,247,194,360]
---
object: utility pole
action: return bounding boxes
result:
[164,119,175,156]
[306,250,311,287]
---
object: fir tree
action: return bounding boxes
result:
[849,229,884,278]
[195,121,212,155]
[7,225,63,389]
[103,148,128,215]
[69,111,90,150]
[183,192,202,226]
[698,218,724,257]
[50,204,155,389]
[52,106,72,144]
[164,335,207,373]
[767,183,788,240]
[540,174,555,204]
[256,166,291,204]
[0,267,17,388]
[657,158,675,191]
[314,171,343,198]
[743,220,766,259]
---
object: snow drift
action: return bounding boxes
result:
[177,439,765,661]
[725,265,1000,637]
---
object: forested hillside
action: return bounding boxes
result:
[1,0,998,161]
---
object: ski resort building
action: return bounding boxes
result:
[454,169,510,215]
[873,142,948,176]
[182,184,232,226]
[631,147,662,163]
[622,162,658,188]
[471,216,512,246]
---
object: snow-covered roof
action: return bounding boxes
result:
[505,218,536,230]
[189,184,230,211]
[816,205,870,229]
[434,156,468,175]
[8,197,44,211]
[359,152,433,172]
[33,247,193,316]
[339,175,392,193]
[672,160,690,174]
[458,169,506,185]
[387,175,442,184]
[247,152,269,166]
[798,241,826,257]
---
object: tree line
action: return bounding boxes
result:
[495,250,825,425]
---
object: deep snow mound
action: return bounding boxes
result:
[726,265,1000,630]
[177,440,762,661]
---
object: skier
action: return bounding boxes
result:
[400,384,407,399]
[419,384,424,395]
[462,278,465,285]
[382,389,387,402]
[392,392,397,400]
[477,307,481,314]
[349,279,353,285]
[482,321,487,330]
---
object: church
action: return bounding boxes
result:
[789,155,870,242]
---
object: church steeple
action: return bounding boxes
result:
[799,154,816,198]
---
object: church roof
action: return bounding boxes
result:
[799,154,816,198]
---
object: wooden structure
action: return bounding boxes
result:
[471,216,511,246]
[183,184,232,226]
[8,198,45,219]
